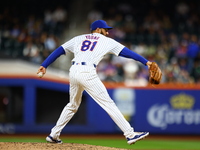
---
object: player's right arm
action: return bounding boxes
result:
[37,46,66,77]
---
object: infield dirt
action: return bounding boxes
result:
[0,142,128,150]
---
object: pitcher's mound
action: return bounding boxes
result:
[0,142,128,150]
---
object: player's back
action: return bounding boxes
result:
[65,33,124,65]
[71,33,109,65]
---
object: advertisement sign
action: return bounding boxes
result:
[134,90,200,134]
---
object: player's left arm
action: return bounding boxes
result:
[37,46,66,77]
[119,47,150,66]
[119,47,162,84]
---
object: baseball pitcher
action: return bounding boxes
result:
[37,20,162,145]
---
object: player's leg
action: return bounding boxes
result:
[80,71,134,138]
[47,71,84,141]
[82,72,149,144]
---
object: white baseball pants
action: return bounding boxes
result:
[50,65,134,139]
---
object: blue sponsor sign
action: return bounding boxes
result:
[133,90,200,134]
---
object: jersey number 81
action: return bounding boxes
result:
[81,40,97,51]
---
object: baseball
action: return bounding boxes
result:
[38,72,43,78]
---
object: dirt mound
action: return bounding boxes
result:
[0,142,128,150]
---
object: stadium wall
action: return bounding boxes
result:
[0,76,200,135]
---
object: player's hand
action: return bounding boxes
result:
[37,66,46,78]
[146,61,152,69]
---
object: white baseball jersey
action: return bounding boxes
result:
[61,33,125,65]
[49,33,135,140]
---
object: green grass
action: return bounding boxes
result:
[0,137,199,149]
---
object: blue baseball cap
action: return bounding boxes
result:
[90,20,113,31]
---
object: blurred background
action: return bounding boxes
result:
[0,0,200,136]
[1,0,200,85]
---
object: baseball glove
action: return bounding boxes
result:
[149,62,162,84]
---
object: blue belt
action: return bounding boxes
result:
[72,61,96,68]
